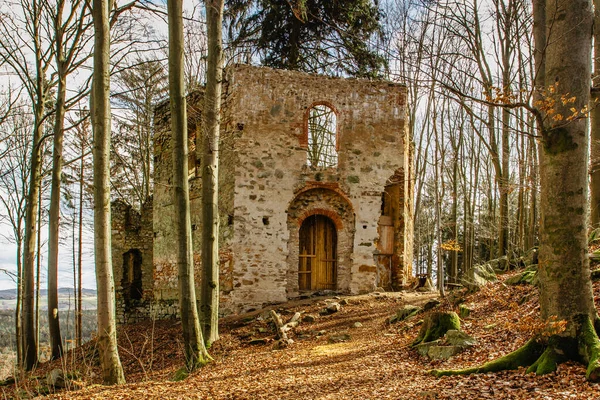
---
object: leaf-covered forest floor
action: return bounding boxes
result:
[6,269,600,399]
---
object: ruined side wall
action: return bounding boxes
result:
[152,89,237,314]
[112,199,154,323]
[226,65,408,312]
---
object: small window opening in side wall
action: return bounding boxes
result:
[307,104,337,168]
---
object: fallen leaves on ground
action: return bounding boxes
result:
[6,272,600,399]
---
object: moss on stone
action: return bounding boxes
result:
[458,304,471,318]
[413,311,460,346]
[506,269,538,286]
[389,305,421,324]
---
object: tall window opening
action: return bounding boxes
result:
[307,104,337,168]
[122,249,143,303]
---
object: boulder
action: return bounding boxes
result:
[46,369,66,389]
[416,343,465,360]
[412,311,460,346]
[445,329,477,346]
[458,304,471,318]
[488,256,508,272]
[303,314,317,323]
[461,262,498,290]
[506,266,538,286]
[325,302,341,313]
[422,299,440,312]
[388,304,421,324]
[328,333,351,343]
[415,330,476,360]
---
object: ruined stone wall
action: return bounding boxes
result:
[121,64,412,320]
[225,65,409,312]
[112,199,154,323]
[152,88,237,314]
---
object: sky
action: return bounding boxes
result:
[0,0,203,294]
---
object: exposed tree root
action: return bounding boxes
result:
[429,338,542,377]
[578,315,600,381]
[429,315,600,382]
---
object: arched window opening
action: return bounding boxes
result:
[122,249,143,302]
[307,104,337,168]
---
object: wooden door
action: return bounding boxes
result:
[298,215,337,291]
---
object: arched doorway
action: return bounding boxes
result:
[298,215,337,291]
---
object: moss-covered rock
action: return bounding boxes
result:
[415,330,476,360]
[458,304,471,318]
[488,256,508,272]
[445,329,477,346]
[412,311,461,346]
[506,266,538,286]
[461,263,498,291]
[422,299,440,312]
[388,304,421,324]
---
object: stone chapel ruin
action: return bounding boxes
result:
[112,64,414,323]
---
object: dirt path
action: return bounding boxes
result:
[10,279,600,399]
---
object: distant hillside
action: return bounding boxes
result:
[0,288,97,311]
[0,287,96,300]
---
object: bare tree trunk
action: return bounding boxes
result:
[538,0,595,329]
[22,85,43,372]
[91,0,125,384]
[200,0,224,346]
[35,183,42,356]
[168,0,211,370]
[590,0,600,226]
[47,57,66,363]
[72,206,78,345]
[77,129,85,348]
[20,0,48,369]
[15,241,22,365]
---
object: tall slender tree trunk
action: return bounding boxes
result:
[35,183,42,355]
[22,87,43,372]
[77,131,85,348]
[15,242,22,365]
[168,0,211,370]
[47,63,67,362]
[91,0,125,384]
[21,0,46,369]
[200,0,224,346]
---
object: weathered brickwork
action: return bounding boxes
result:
[112,64,414,321]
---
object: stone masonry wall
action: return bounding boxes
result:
[112,199,154,324]
[225,65,410,312]
[118,64,413,321]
